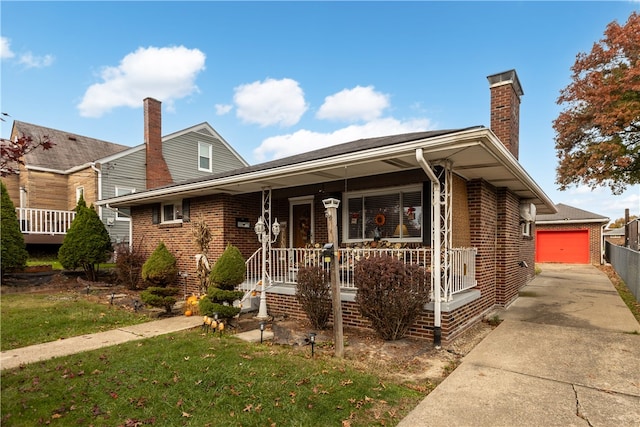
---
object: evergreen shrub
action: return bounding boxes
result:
[0,182,28,275]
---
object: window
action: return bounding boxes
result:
[161,200,183,223]
[198,141,212,172]
[76,186,84,202]
[115,187,134,220]
[344,186,423,242]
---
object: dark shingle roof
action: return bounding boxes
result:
[12,121,129,171]
[536,203,609,223]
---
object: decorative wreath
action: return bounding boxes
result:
[374,213,386,226]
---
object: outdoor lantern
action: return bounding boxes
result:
[254,217,266,236]
[309,332,317,357]
[322,198,341,209]
[271,218,281,237]
[259,321,266,343]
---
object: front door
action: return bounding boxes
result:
[290,197,314,248]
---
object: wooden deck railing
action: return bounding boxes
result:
[16,208,76,235]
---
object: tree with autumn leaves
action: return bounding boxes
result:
[1,133,54,177]
[554,12,640,195]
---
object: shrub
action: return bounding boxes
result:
[140,242,179,313]
[115,241,146,290]
[354,255,430,341]
[296,266,332,329]
[141,242,178,287]
[58,195,113,281]
[140,286,179,314]
[0,182,28,275]
[209,244,245,290]
[201,244,245,319]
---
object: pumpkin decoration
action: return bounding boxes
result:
[185,310,193,317]
[374,213,386,226]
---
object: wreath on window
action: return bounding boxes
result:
[374,213,386,226]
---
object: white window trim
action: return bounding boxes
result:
[198,141,212,172]
[161,200,183,224]
[76,186,84,202]
[115,187,135,220]
[342,184,423,243]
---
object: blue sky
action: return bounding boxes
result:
[2,1,639,223]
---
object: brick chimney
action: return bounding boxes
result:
[487,70,523,159]
[144,97,173,189]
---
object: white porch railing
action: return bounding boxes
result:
[242,247,477,299]
[16,208,76,235]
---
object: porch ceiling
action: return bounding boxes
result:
[100,127,556,214]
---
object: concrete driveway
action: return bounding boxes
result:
[399,263,640,427]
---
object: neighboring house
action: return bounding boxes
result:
[99,70,556,343]
[604,227,626,247]
[535,203,609,265]
[1,98,248,246]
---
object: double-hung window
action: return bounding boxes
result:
[198,141,212,172]
[344,185,423,242]
[115,187,134,220]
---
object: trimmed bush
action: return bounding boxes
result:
[140,286,179,314]
[140,242,179,313]
[201,244,245,319]
[58,195,113,281]
[354,255,430,341]
[296,266,332,329]
[0,182,28,275]
[141,242,178,287]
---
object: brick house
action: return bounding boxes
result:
[1,98,247,246]
[535,204,609,265]
[99,70,556,343]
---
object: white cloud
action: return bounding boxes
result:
[18,52,55,68]
[253,117,432,162]
[1,37,15,59]
[215,104,232,115]
[234,78,307,127]
[78,46,206,117]
[316,86,389,122]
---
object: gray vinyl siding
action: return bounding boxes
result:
[100,148,146,243]
[163,127,247,183]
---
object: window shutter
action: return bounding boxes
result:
[152,204,160,224]
[182,199,190,222]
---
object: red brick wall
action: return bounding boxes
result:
[536,223,604,265]
[490,82,520,159]
[496,189,520,306]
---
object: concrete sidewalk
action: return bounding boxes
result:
[1,315,203,371]
[399,263,640,427]
[1,315,275,371]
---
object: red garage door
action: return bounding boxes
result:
[536,230,590,264]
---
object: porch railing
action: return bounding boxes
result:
[16,208,76,235]
[243,247,477,300]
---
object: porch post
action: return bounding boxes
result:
[323,198,344,358]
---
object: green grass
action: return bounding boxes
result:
[1,332,425,426]
[0,293,150,351]
[598,265,640,324]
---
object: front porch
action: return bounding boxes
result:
[241,246,477,301]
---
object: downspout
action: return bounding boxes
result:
[90,163,102,218]
[416,148,442,348]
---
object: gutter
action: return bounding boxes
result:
[415,148,442,348]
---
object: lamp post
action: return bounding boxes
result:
[323,198,344,358]
[255,215,280,320]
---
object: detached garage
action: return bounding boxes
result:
[535,204,609,265]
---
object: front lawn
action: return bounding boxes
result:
[1,331,426,426]
[0,293,149,351]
